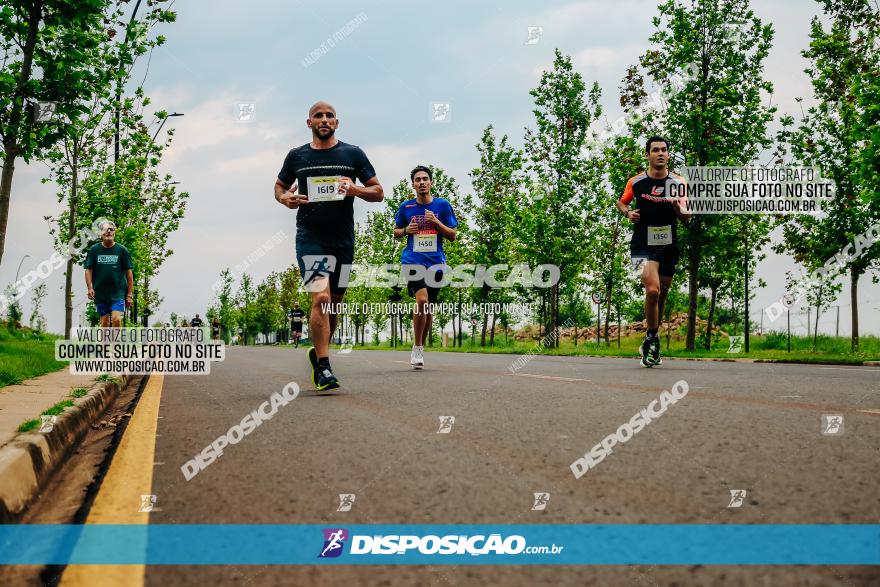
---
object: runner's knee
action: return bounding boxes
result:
[312,291,331,307]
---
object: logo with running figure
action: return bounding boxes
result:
[337,493,356,512]
[34,101,57,123]
[524,26,543,45]
[337,336,353,355]
[319,528,349,558]
[301,255,337,292]
[727,336,744,353]
[38,415,57,433]
[531,492,550,511]
[236,102,256,122]
[629,256,647,276]
[430,102,451,123]
[821,414,844,435]
[437,416,455,433]
[138,494,157,512]
[727,489,746,508]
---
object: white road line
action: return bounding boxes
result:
[510,373,592,383]
[857,409,880,415]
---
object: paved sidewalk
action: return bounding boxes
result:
[0,368,95,447]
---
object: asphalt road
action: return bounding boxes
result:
[65,347,880,586]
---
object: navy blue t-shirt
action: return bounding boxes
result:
[394,197,458,267]
[277,141,376,248]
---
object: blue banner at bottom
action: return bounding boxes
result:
[0,525,877,565]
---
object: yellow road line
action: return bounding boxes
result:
[61,374,164,587]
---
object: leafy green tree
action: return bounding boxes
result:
[699,215,769,348]
[524,49,603,347]
[236,273,256,345]
[0,0,112,265]
[215,269,236,344]
[775,0,880,351]
[3,284,21,327]
[28,282,46,331]
[786,269,841,350]
[597,134,644,343]
[85,300,100,327]
[470,126,523,345]
[254,273,285,341]
[622,0,776,350]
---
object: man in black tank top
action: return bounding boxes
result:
[615,136,690,367]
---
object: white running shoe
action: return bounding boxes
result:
[411,345,424,369]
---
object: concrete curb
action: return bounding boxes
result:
[0,374,131,523]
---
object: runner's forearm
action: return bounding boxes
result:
[351,183,384,202]
[434,223,456,241]
[274,181,289,202]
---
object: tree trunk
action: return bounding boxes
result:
[480,312,488,346]
[685,215,703,350]
[850,266,859,352]
[539,291,545,340]
[457,289,462,347]
[704,285,717,350]
[0,0,42,266]
[451,316,456,347]
[617,306,621,348]
[603,298,611,345]
[553,283,560,348]
[813,301,821,351]
[489,313,496,346]
[64,145,79,339]
[686,247,700,350]
[0,151,17,268]
[142,274,150,326]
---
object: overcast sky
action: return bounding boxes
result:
[2,0,878,337]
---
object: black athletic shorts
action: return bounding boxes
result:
[295,234,354,295]
[291,322,303,333]
[407,270,443,304]
[630,244,679,277]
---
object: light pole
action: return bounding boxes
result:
[14,254,30,282]
[151,112,184,143]
[131,114,183,325]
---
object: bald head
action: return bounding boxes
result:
[307,101,339,143]
[309,101,336,117]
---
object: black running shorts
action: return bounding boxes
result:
[630,244,679,277]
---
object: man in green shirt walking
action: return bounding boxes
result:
[84,220,134,327]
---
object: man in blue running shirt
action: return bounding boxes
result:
[393,166,458,369]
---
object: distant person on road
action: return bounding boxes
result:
[616,136,690,368]
[393,165,457,370]
[290,302,306,348]
[190,314,204,327]
[211,316,221,339]
[274,101,384,391]
[84,220,133,328]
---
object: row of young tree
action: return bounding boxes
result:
[618,0,880,352]
[204,0,878,352]
[0,0,187,337]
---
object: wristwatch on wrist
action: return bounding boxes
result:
[622,209,630,219]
